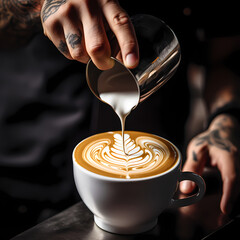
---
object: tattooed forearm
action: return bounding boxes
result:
[0,0,43,47]
[41,0,67,22]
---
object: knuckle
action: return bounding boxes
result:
[86,23,108,57]
[43,17,62,35]
[88,42,106,57]
[112,12,130,27]
[70,47,85,61]
[71,50,82,61]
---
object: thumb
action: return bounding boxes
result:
[180,142,209,194]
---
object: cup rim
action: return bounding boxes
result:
[72,131,181,182]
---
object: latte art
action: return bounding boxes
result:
[74,131,178,179]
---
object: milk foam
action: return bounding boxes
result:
[97,65,139,155]
[76,132,177,179]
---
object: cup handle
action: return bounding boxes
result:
[170,171,206,208]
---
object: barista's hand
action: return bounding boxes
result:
[180,114,240,215]
[40,0,139,70]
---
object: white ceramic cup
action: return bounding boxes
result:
[73,134,205,234]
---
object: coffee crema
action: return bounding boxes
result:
[74,131,178,179]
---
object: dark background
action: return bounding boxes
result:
[0,1,239,239]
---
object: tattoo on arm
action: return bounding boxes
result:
[41,0,67,22]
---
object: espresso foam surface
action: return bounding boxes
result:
[74,131,178,179]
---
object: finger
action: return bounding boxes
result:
[180,143,209,194]
[57,38,72,59]
[101,0,139,68]
[216,153,240,215]
[63,21,89,63]
[43,17,73,60]
[81,1,114,70]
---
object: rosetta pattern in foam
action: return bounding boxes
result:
[82,133,170,179]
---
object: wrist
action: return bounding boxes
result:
[208,113,240,133]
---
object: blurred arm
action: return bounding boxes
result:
[181,36,240,215]
[0,0,43,48]
[204,36,240,113]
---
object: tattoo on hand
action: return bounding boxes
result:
[58,40,68,54]
[192,151,198,162]
[195,129,232,152]
[194,114,240,152]
[41,0,67,22]
[66,32,82,49]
